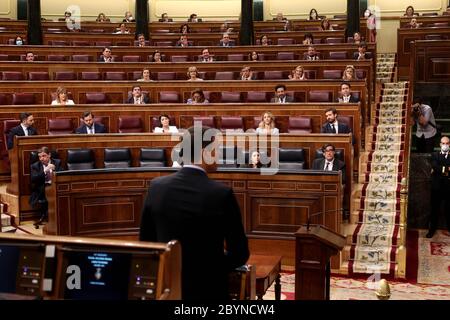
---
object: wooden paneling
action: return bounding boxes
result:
[9,134,352,221]
[411,39,450,82]
[46,168,342,267]
[397,27,450,78]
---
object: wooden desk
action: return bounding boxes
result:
[247,254,282,300]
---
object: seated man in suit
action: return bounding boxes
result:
[7,112,38,150]
[353,42,372,60]
[98,47,114,62]
[312,144,346,185]
[75,111,107,134]
[30,146,63,228]
[198,48,214,62]
[270,84,294,103]
[304,45,320,60]
[321,107,351,134]
[139,126,249,300]
[219,33,234,47]
[126,85,150,104]
[337,82,360,103]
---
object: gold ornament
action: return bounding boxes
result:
[375,279,391,300]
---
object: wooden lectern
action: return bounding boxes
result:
[295,224,345,300]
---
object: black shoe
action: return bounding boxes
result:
[426,230,435,238]
[33,216,46,228]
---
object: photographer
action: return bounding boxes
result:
[427,136,450,238]
[412,97,437,153]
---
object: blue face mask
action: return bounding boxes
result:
[16,40,23,45]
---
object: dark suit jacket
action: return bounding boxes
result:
[353,52,372,60]
[321,122,351,134]
[219,41,235,47]
[139,167,249,300]
[98,55,114,62]
[312,158,346,184]
[126,95,150,104]
[337,95,360,103]
[75,122,107,134]
[29,159,63,207]
[431,152,450,190]
[270,95,294,103]
[7,125,38,150]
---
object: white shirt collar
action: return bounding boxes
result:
[324,159,334,170]
[20,124,29,135]
[183,165,206,173]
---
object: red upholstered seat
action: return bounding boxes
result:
[276,52,295,60]
[422,12,438,16]
[155,41,173,46]
[47,54,66,61]
[277,38,294,45]
[356,69,366,79]
[118,116,144,133]
[47,118,74,135]
[3,119,20,152]
[263,71,283,80]
[227,54,244,61]
[12,93,35,105]
[0,94,7,105]
[72,41,90,46]
[432,22,449,27]
[220,116,244,132]
[215,72,235,80]
[323,70,343,79]
[338,116,353,131]
[329,51,347,59]
[2,71,24,80]
[81,72,102,80]
[288,117,312,134]
[50,40,69,46]
[157,72,176,80]
[325,37,343,44]
[95,41,111,47]
[28,72,50,80]
[72,54,91,62]
[220,92,242,103]
[91,29,105,33]
[171,55,189,62]
[122,55,140,62]
[131,71,143,80]
[85,92,107,104]
[159,91,180,103]
[246,91,268,102]
[54,71,76,80]
[308,91,332,102]
[425,34,442,40]
[105,72,126,80]
[193,116,215,128]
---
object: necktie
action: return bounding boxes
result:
[326,162,331,171]
[331,124,336,133]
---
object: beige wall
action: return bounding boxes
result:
[0,0,16,20]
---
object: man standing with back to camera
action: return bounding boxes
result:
[139,126,249,300]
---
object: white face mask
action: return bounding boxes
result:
[442,144,450,153]
[16,40,23,45]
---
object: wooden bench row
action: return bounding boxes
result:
[397,26,450,78]
[0,103,362,165]
[46,167,343,268]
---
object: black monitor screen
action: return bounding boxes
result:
[0,245,20,293]
[63,249,132,300]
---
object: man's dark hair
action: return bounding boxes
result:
[82,111,93,119]
[136,33,145,39]
[341,82,351,89]
[37,146,50,155]
[275,84,286,91]
[132,85,142,91]
[412,97,422,105]
[181,126,216,163]
[19,112,32,122]
[358,42,367,49]
[322,144,335,152]
[102,47,111,52]
[325,107,338,115]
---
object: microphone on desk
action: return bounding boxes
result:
[306,208,345,232]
